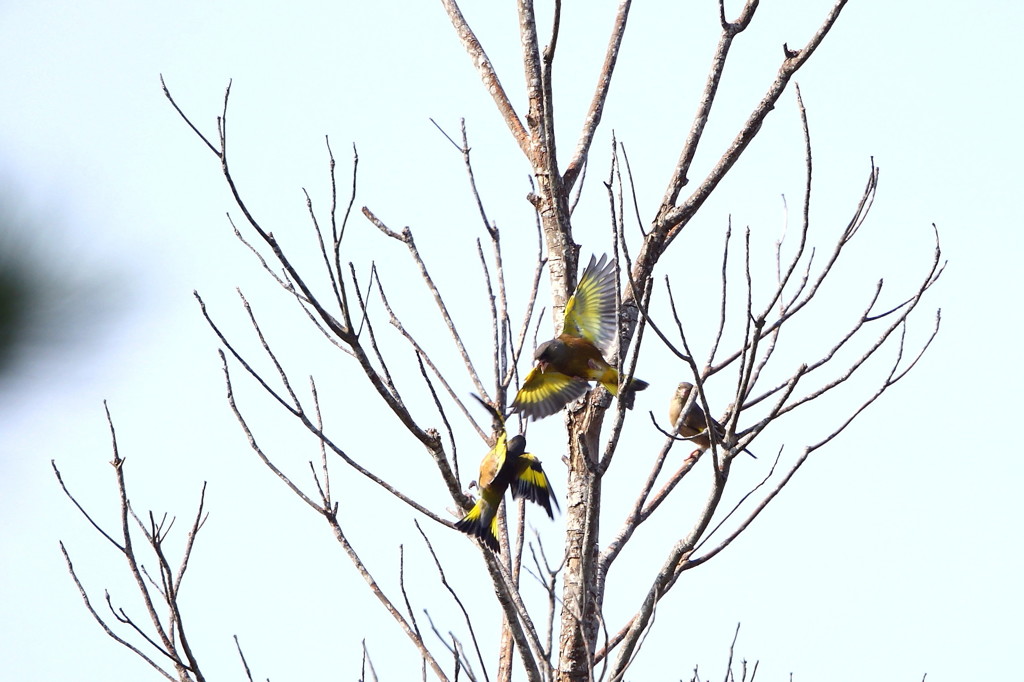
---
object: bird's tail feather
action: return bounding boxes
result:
[454,502,500,551]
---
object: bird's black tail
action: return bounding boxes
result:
[629,378,649,392]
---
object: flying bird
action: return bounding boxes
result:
[668,382,755,458]
[511,254,648,421]
[455,397,559,551]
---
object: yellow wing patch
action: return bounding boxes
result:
[511,366,590,421]
[512,452,559,519]
[562,254,617,353]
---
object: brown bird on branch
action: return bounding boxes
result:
[511,254,648,421]
[668,382,755,458]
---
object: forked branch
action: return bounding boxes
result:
[54,404,208,682]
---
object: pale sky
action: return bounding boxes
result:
[1,1,1021,680]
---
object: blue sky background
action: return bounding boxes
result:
[1,1,1021,680]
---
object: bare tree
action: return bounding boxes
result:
[55,2,941,681]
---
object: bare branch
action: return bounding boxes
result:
[563,1,633,191]
[416,522,490,682]
[685,447,806,571]
[373,273,487,447]
[218,349,449,523]
[349,263,399,392]
[398,545,424,646]
[160,74,219,156]
[233,635,255,682]
[52,460,124,552]
[439,0,530,155]
[364,210,488,397]
[60,542,179,680]
[657,0,850,243]
[660,1,760,206]
[323,509,451,681]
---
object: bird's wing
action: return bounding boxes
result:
[562,254,617,353]
[684,401,709,433]
[511,367,590,421]
[511,452,559,519]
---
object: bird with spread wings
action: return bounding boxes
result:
[454,396,559,551]
[511,254,648,421]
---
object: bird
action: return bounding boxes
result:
[511,254,648,421]
[454,397,559,551]
[668,382,755,458]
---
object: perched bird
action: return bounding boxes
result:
[668,382,755,458]
[455,398,559,551]
[511,254,648,421]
